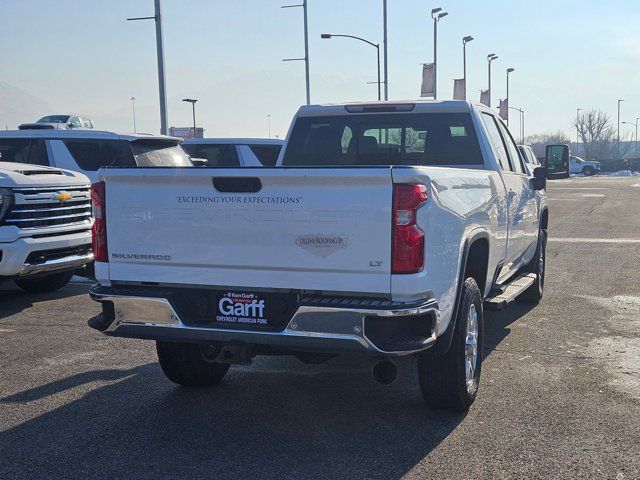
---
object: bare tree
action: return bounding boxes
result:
[573,109,632,160]
[524,131,571,158]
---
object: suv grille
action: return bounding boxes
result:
[4,185,91,231]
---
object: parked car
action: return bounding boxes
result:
[518,144,542,175]
[569,155,600,176]
[19,114,94,130]
[182,138,283,167]
[88,100,548,412]
[0,157,93,293]
[0,130,192,183]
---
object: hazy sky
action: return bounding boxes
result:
[1,0,640,140]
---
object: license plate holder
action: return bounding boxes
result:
[213,291,269,328]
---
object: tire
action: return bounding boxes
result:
[517,229,547,303]
[583,166,595,176]
[417,277,483,412]
[156,341,230,387]
[15,271,73,293]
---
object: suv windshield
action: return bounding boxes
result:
[38,115,70,124]
[282,113,483,167]
[130,140,192,167]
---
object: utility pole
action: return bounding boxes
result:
[267,114,272,139]
[127,0,168,135]
[182,99,198,139]
[383,0,388,100]
[282,1,311,105]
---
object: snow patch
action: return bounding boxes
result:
[606,170,640,177]
[581,295,640,400]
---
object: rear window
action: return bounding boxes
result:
[64,140,135,170]
[64,139,192,171]
[130,140,192,167]
[249,144,282,166]
[282,113,483,167]
[182,143,239,166]
[0,138,49,166]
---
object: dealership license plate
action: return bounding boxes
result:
[214,292,269,327]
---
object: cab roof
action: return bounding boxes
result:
[295,99,489,117]
[0,130,181,142]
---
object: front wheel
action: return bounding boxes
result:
[583,166,595,176]
[156,342,231,387]
[417,277,484,412]
[15,271,73,293]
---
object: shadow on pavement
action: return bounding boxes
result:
[0,282,88,320]
[484,302,537,358]
[0,355,467,480]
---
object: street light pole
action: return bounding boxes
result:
[487,54,498,108]
[431,8,448,100]
[130,97,137,133]
[383,0,388,100]
[182,98,198,139]
[282,1,311,105]
[617,99,624,157]
[267,114,272,139]
[321,34,381,100]
[127,0,169,135]
[462,36,474,100]
[506,68,514,126]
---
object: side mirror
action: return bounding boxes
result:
[532,166,547,190]
[544,144,570,179]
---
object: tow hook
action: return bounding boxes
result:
[216,343,253,365]
[372,359,398,385]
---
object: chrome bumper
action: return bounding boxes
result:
[20,252,94,276]
[89,286,440,356]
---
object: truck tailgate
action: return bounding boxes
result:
[103,168,393,294]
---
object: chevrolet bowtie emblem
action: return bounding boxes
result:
[54,191,73,203]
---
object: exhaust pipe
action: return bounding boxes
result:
[372,359,397,385]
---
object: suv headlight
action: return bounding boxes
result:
[0,188,14,222]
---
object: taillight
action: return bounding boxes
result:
[392,184,427,274]
[91,181,108,262]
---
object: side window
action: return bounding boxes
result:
[27,139,49,166]
[249,145,282,167]
[80,118,93,129]
[496,120,524,174]
[69,117,82,128]
[63,139,135,171]
[0,138,48,165]
[182,144,239,167]
[481,113,511,171]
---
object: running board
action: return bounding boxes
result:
[484,273,536,311]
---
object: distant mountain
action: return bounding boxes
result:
[0,82,53,130]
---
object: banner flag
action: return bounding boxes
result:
[499,98,508,121]
[480,89,490,106]
[453,79,465,100]
[420,63,435,97]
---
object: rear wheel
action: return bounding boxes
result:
[15,271,73,293]
[417,277,483,412]
[156,342,230,387]
[517,229,546,303]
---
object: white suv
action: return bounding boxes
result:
[0,130,192,183]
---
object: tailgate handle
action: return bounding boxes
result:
[212,177,262,193]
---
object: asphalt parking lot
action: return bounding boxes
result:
[1,176,639,480]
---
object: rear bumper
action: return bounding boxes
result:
[0,230,93,277]
[88,284,440,356]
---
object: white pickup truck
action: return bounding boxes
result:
[0,161,92,292]
[88,100,548,411]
